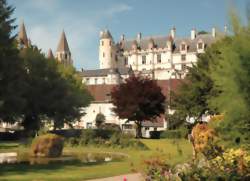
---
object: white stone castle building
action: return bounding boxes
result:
[77,27,222,136]
[2,21,222,136]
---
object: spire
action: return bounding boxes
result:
[56,30,70,52]
[18,20,28,47]
[47,48,54,59]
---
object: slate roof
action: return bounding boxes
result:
[100,30,113,39]
[47,49,54,59]
[57,31,70,52]
[78,67,132,77]
[121,33,216,52]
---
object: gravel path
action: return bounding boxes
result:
[86,173,143,181]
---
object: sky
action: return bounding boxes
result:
[9,0,248,70]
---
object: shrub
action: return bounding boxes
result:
[160,126,188,139]
[149,131,161,139]
[160,130,181,139]
[31,134,64,157]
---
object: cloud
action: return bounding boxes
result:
[104,3,133,17]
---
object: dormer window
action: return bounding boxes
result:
[102,41,104,46]
[198,42,203,49]
[181,43,186,51]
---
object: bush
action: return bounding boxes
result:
[160,126,189,139]
[31,134,64,157]
[49,129,82,138]
[149,131,162,139]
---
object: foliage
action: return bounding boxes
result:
[31,134,64,157]
[111,75,165,138]
[192,123,222,159]
[95,113,105,128]
[19,47,92,135]
[171,44,220,125]
[208,12,250,145]
[160,126,189,139]
[65,129,148,150]
[0,0,26,122]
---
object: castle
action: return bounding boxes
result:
[14,21,222,136]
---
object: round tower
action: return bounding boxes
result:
[99,29,115,69]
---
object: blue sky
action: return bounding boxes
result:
[9,0,248,70]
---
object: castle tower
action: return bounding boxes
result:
[47,48,54,59]
[55,30,72,66]
[99,29,115,69]
[18,21,29,48]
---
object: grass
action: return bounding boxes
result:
[0,139,192,181]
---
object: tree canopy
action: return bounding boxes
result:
[0,0,26,123]
[20,47,92,135]
[111,75,165,138]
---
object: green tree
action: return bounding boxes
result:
[95,113,105,128]
[111,75,165,138]
[0,0,26,123]
[209,10,250,144]
[171,43,222,126]
[20,47,92,135]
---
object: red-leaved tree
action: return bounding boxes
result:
[111,75,166,138]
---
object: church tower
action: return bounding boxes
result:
[17,21,29,49]
[47,48,54,59]
[99,29,115,69]
[55,30,72,66]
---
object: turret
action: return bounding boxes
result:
[17,20,29,49]
[55,30,72,66]
[99,29,115,69]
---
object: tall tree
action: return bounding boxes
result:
[20,47,92,135]
[170,39,228,127]
[0,0,26,123]
[111,76,165,138]
[209,11,250,144]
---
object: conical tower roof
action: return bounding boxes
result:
[56,30,70,52]
[47,48,54,59]
[18,21,28,46]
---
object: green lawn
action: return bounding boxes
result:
[0,139,192,181]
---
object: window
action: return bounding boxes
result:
[181,54,186,61]
[109,40,111,46]
[95,78,98,84]
[182,64,187,70]
[65,54,67,59]
[124,57,128,65]
[103,78,106,84]
[181,44,186,51]
[142,55,146,64]
[157,54,161,63]
[102,41,104,46]
[86,78,90,84]
[111,53,112,58]
[103,52,105,58]
[86,123,92,129]
[122,124,133,130]
[198,42,203,49]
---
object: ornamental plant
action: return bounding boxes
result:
[31,134,64,157]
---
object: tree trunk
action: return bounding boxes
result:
[135,121,142,138]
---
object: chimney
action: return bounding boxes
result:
[224,25,228,34]
[120,34,125,41]
[212,27,216,37]
[170,26,176,39]
[137,32,142,41]
[191,28,196,40]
